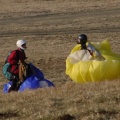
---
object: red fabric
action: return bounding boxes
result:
[7,48,27,74]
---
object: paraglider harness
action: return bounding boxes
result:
[81,43,93,56]
[2,50,19,81]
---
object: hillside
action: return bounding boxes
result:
[0,0,120,120]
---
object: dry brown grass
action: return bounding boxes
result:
[0,0,120,120]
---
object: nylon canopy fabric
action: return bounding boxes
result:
[66,40,120,83]
[19,75,55,92]
[3,63,55,93]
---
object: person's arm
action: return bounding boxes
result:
[88,43,101,57]
[87,42,105,60]
[7,51,18,65]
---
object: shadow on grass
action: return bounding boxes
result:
[0,112,19,119]
[54,114,76,120]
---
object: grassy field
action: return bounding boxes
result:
[0,0,120,120]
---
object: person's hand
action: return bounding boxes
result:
[18,60,21,65]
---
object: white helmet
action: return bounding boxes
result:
[16,40,27,50]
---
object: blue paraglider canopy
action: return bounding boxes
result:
[19,75,55,92]
[3,63,55,93]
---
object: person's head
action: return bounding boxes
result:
[77,34,87,44]
[16,40,27,50]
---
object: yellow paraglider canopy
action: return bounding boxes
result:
[66,40,120,83]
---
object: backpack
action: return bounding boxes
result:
[2,50,19,80]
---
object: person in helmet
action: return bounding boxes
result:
[77,34,105,59]
[77,34,88,50]
[77,34,87,44]
[7,40,27,92]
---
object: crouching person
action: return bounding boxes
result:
[7,40,28,93]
